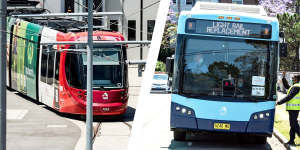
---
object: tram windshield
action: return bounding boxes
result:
[65,47,123,90]
[181,36,277,101]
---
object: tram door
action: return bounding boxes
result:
[38,46,55,107]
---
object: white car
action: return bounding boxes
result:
[151,74,170,93]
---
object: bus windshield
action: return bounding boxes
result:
[181,36,275,100]
[65,47,123,90]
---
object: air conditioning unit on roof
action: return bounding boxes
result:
[191,2,267,16]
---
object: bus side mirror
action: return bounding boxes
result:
[166,57,174,87]
[280,43,287,57]
[166,57,174,75]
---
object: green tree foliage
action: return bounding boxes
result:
[259,0,300,71]
[278,13,300,71]
[155,61,166,72]
[158,2,177,62]
[159,22,177,62]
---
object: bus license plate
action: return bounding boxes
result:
[214,123,230,130]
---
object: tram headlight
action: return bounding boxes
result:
[181,108,187,114]
[266,113,270,117]
[176,106,180,111]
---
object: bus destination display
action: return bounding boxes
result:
[186,19,272,39]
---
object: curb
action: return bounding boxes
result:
[273,128,297,150]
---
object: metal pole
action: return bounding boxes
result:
[0,0,7,150]
[121,0,124,34]
[297,4,300,71]
[178,0,181,13]
[140,0,143,60]
[12,12,123,18]
[86,0,93,149]
[79,0,84,21]
[40,41,151,45]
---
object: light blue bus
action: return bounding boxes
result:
[169,2,281,143]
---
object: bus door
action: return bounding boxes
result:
[38,46,55,107]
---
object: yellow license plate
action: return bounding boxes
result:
[214,123,230,130]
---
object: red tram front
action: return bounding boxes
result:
[58,31,129,115]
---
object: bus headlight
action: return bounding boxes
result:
[254,115,258,120]
[259,114,264,119]
[251,110,274,121]
[172,103,195,117]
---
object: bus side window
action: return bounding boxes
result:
[55,52,60,83]
[41,47,48,83]
[47,52,55,85]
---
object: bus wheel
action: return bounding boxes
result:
[174,130,186,141]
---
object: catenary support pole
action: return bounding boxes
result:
[297,4,300,70]
[140,0,143,60]
[86,0,93,149]
[0,0,7,150]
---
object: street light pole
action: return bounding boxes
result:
[0,0,7,150]
[86,0,93,149]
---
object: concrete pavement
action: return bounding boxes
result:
[7,90,81,150]
[6,65,142,150]
[72,65,141,150]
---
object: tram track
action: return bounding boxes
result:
[91,120,132,144]
[122,121,132,130]
[92,122,102,144]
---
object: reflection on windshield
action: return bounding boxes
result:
[182,37,271,100]
[82,48,120,65]
[83,65,122,88]
[65,47,123,89]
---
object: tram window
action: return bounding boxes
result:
[55,52,60,82]
[41,48,48,83]
[47,52,55,85]
[65,53,70,84]
[65,53,82,88]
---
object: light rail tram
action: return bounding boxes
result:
[6,16,129,116]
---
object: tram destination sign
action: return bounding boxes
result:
[186,19,272,39]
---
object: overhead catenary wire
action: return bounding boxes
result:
[4,16,153,42]
[125,0,160,18]
[71,0,160,36]
[5,0,161,41]
[0,0,161,54]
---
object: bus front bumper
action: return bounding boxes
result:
[170,102,274,136]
